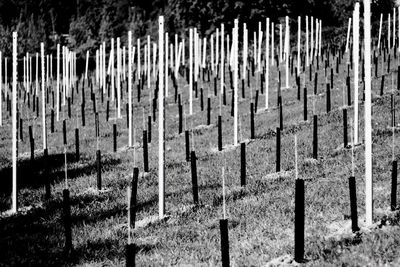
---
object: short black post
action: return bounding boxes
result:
[343,108,348,148]
[241,142,246,186]
[294,178,305,263]
[303,88,307,121]
[326,83,331,113]
[51,109,55,133]
[220,219,230,267]
[313,115,318,159]
[200,88,204,111]
[214,77,218,96]
[250,103,255,139]
[185,130,190,162]
[391,160,398,211]
[346,76,351,106]
[276,127,281,173]
[97,150,102,190]
[279,103,283,130]
[380,75,385,96]
[242,79,245,98]
[63,189,73,253]
[348,176,360,232]
[63,120,67,145]
[68,97,71,118]
[113,123,117,152]
[130,167,139,228]
[75,128,80,161]
[255,90,259,114]
[218,115,223,151]
[207,97,211,125]
[148,115,152,143]
[81,103,86,127]
[143,130,149,172]
[106,101,110,122]
[191,150,199,205]
[125,243,136,267]
[29,126,34,161]
[314,72,318,95]
[179,104,183,133]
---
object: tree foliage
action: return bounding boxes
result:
[0,0,395,57]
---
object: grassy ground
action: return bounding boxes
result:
[1,45,400,266]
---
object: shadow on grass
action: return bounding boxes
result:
[0,189,157,266]
[0,151,121,195]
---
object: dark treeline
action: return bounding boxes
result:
[0,0,395,58]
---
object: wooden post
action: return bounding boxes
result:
[364,0,373,226]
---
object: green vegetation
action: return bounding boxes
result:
[1,41,400,265]
[0,0,395,57]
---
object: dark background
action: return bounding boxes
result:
[0,0,395,58]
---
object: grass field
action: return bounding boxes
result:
[1,45,400,266]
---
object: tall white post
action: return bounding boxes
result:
[221,24,225,95]
[346,18,352,53]
[103,42,106,94]
[216,28,219,71]
[393,8,396,50]
[389,13,391,50]
[378,14,383,49]
[36,53,39,96]
[128,31,132,147]
[211,34,215,74]
[41,43,46,150]
[311,16,314,60]
[137,38,141,82]
[266,18,270,109]
[364,0,373,227]
[117,37,121,118]
[111,38,115,101]
[189,28,193,115]
[285,16,290,88]
[353,4,359,145]
[271,22,274,66]
[148,35,151,89]
[306,16,309,67]
[279,24,282,63]
[158,16,165,219]
[0,51,2,126]
[11,32,17,213]
[398,7,400,52]
[57,44,60,121]
[233,19,239,146]
[165,33,169,98]
[243,24,247,81]
[297,16,301,75]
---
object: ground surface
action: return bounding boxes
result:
[1,46,400,266]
